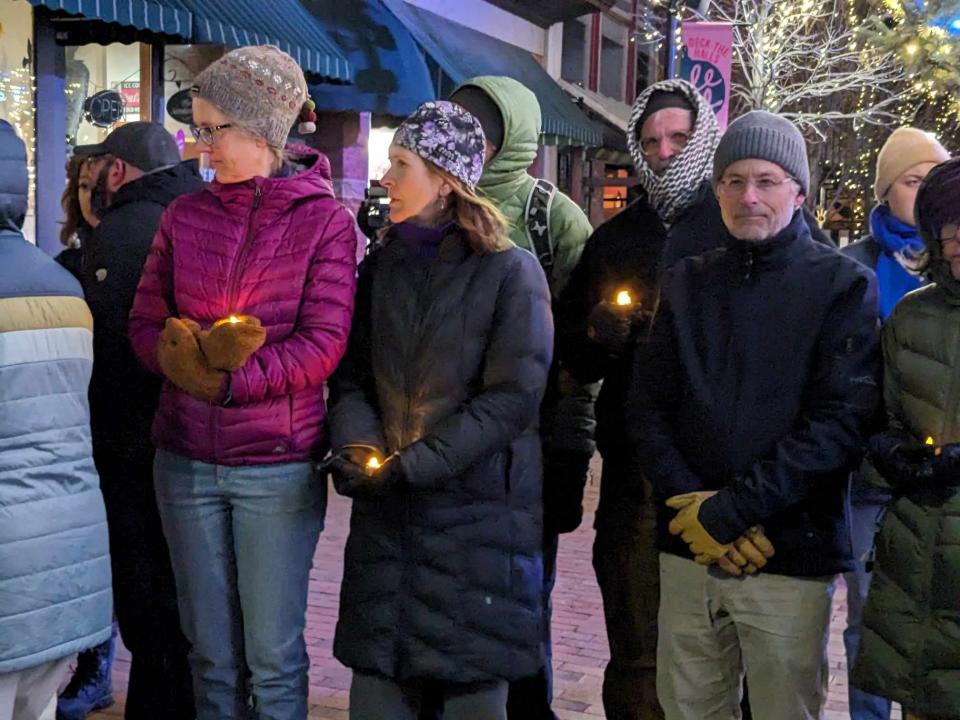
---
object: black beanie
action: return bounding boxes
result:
[915,156,960,290]
[448,85,505,151]
[916,157,960,244]
[636,90,695,134]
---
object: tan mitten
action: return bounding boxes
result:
[157,318,227,402]
[197,317,266,371]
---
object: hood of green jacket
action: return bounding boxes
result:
[452,76,540,204]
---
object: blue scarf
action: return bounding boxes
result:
[870,204,926,319]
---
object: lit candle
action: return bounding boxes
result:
[366,456,382,471]
[614,290,633,307]
[213,314,252,328]
[926,436,943,456]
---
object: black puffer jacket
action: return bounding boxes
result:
[629,211,882,577]
[328,226,553,683]
[558,185,726,527]
[560,184,727,446]
[58,161,203,457]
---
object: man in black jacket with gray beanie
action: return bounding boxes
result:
[628,110,882,719]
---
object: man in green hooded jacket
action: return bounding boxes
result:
[450,75,596,719]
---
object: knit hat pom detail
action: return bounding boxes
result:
[298,100,317,135]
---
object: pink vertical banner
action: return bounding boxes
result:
[680,22,733,130]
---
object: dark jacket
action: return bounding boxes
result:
[60,162,203,458]
[843,234,881,269]
[558,185,726,527]
[560,185,725,449]
[629,211,882,577]
[454,76,597,533]
[327,227,553,684]
[852,283,960,717]
[841,234,894,507]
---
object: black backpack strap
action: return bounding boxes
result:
[524,178,557,273]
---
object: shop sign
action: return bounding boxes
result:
[680,22,733,131]
[83,90,125,128]
[120,81,140,113]
[166,88,194,124]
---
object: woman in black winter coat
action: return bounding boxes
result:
[327,100,554,720]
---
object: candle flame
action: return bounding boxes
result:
[615,290,633,307]
[926,436,935,446]
[366,456,381,471]
[214,314,247,328]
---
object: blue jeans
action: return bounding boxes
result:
[843,501,892,720]
[154,451,326,720]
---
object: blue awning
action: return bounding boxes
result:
[305,0,433,117]
[174,0,351,82]
[381,0,602,146]
[26,0,192,37]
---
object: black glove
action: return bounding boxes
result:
[373,452,407,487]
[330,451,405,499]
[587,302,632,354]
[930,443,960,487]
[868,431,935,487]
[543,450,592,535]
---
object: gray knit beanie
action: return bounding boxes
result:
[191,45,315,149]
[713,111,809,194]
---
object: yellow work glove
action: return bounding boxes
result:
[666,491,733,564]
[711,527,776,576]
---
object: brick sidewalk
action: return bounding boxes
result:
[91,470,898,719]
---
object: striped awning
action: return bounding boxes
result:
[176,0,351,82]
[381,0,602,146]
[27,0,351,83]
[26,0,191,37]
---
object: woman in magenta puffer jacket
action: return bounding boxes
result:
[128,46,357,720]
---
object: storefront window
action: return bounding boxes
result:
[368,125,396,183]
[600,17,626,102]
[602,167,630,221]
[0,0,35,243]
[163,44,224,175]
[561,20,587,86]
[70,42,142,147]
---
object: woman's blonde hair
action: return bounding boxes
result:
[429,166,509,254]
[229,116,288,174]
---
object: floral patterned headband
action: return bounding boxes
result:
[393,101,486,190]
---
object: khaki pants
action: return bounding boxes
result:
[0,656,72,720]
[657,553,835,720]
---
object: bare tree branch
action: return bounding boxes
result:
[685,0,909,133]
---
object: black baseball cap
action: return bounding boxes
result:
[73,121,180,172]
